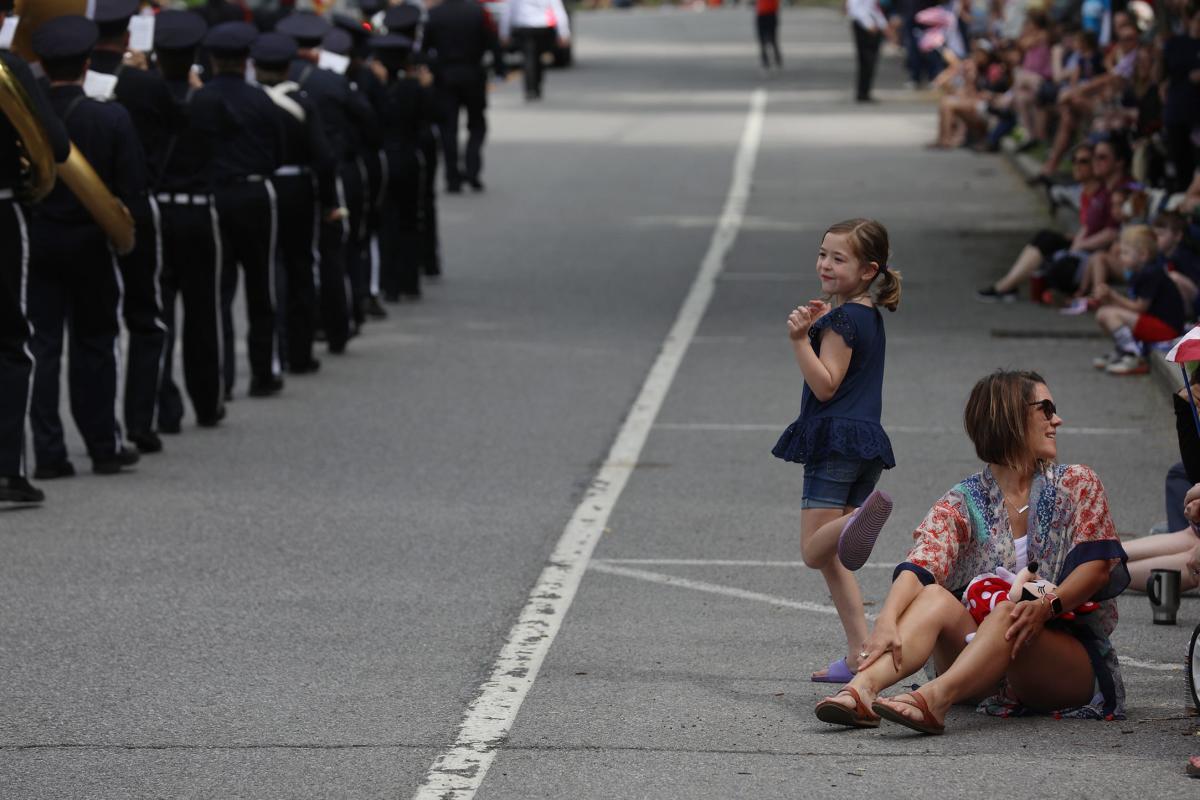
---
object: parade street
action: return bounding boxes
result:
[2,6,1197,799]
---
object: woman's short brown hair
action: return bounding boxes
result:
[963,370,1046,469]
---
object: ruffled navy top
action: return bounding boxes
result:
[772,303,895,468]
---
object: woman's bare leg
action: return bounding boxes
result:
[802,507,869,671]
[877,599,1094,721]
[1127,551,1200,593]
[994,245,1044,293]
[820,584,975,709]
[1125,529,1198,560]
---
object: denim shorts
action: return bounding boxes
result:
[801,453,885,510]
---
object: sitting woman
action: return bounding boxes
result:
[814,370,1130,733]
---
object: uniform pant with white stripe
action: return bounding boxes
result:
[316,165,355,352]
[27,218,124,465]
[0,198,33,477]
[119,197,168,436]
[158,201,224,427]
[217,180,279,393]
[271,173,319,370]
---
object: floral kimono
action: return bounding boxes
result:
[894,463,1131,719]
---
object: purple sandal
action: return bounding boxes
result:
[837,489,893,572]
[811,656,856,683]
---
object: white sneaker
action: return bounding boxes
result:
[1105,353,1149,375]
[1092,350,1120,370]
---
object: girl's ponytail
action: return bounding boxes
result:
[875,267,902,312]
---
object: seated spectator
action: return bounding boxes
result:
[1157,211,1200,313]
[1124,481,1200,594]
[1010,11,1055,148]
[928,42,1005,149]
[1092,225,1185,375]
[978,137,1126,302]
[1161,5,1200,193]
[1077,182,1154,298]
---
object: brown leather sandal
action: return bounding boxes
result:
[871,689,946,735]
[814,686,881,728]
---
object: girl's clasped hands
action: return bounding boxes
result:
[786,299,831,340]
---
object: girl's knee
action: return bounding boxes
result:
[800,544,829,570]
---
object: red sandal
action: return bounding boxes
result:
[872,689,946,735]
[815,686,880,729]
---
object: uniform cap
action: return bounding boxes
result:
[250,31,297,66]
[32,15,99,62]
[154,10,208,51]
[93,0,140,25]
[368,33,413,52]
[322,27,353,56]
[383,5,420,34]
[332,12,371,41]
[203,20,258,55]
[275,11,332,46]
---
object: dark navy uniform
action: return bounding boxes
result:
[421,0,497,192]
[0,50,69,502]
[27,16,145,476]
[91,0,175,452]
[252,31,335,374]
[372,35,428,301]
[194,21,286,397]
[152,10,227,430]
[277,11,376,352]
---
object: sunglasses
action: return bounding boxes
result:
[1074,157,1092,165]
[1029,399,1057,420]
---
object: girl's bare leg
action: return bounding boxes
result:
[803,507,869,671]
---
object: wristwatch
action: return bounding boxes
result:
[1043,591,1063,616]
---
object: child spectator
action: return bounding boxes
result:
[1157,211,1200,313]
[772,218,901,683]
[1093,225,1186,374]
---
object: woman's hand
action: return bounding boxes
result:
[1183,484,1200,525]
[1005,599,1051,660]
[786,304,816,341]
[857,617,903,672]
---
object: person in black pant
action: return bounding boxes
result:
[0,48,70,504]
[252,31,336,375]
[372,35,429,302]
[193,21,285,398]
[276,11,376,352]
[91,0,175,454]
[847,0,886,103]
[152,10,227,431]
[27,15,145,478]
[421,0,500,193]
[500,0,570,102]
[335,12,390,317]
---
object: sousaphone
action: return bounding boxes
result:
[0,0,135,254]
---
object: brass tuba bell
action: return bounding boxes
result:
[2,0,136,255]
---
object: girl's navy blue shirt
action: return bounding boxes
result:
[772,302,895,468]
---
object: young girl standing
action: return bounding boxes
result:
[772,218,901,683]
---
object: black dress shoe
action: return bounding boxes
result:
[364,296,388,319]
[128,430,163,454]
[248,376,284,397]
[328,341,346,355]
[289,358,321,375]
[92,448,139,475]
[196,406,226,428]
[34,460,75,480]
[466,178,485,192]
[445,183,462,194]
[383,292,400,303]
[0,476,45,503]
[159,419,182,435]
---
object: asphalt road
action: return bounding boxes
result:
[2,7,1197,799]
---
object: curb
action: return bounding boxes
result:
[999,141,1181,397]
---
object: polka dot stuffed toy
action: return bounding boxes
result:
[962,563,1099,641]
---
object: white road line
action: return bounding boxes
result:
[590,563,1183,673]
[652,423,1143,435]
[590,562,858,618]
[410,89,769,800]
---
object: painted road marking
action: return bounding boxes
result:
[410,89,769,800]
[589,561,1183,672]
